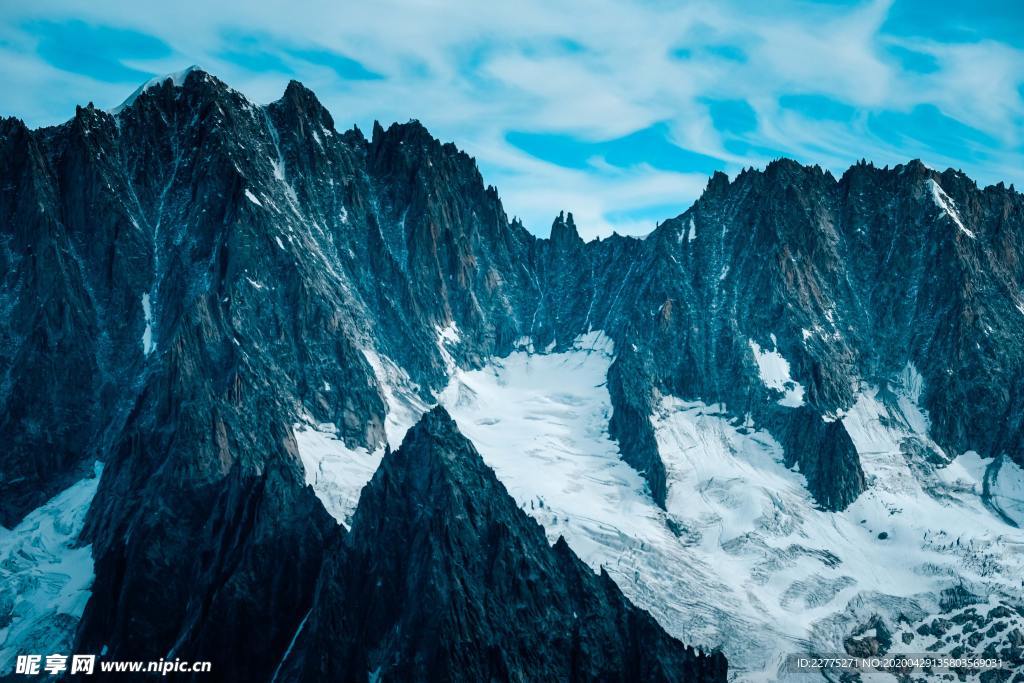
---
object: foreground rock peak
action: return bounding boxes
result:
[284,407,728,682]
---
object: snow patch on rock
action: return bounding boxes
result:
[244,189,263,207]
[928,178,974,238]
[435,321,461,373]
[749,338,805,407]
[437,321,460,345]
[361,348,429,449]
[140,292,155,355]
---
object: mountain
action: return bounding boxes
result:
[1,69,1022,680]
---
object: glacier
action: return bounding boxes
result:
[439,343,1024,680]
[292,336,1023,680]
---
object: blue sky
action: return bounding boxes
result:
[1,0,1022,238]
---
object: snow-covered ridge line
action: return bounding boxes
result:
[110,66,202,115]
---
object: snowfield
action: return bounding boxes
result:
[294,337,1024,680]
[293,344,429,527]
[0,463,102,668]
[438,341,1024,680]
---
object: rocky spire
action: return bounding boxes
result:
[284,408,728,682]
[549,210,584,247]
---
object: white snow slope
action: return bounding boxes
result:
[0,464,102,671]
[295,336,1024,680]
[439,343,1024,681]
[110,66,200,115]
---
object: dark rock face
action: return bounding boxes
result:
[283,408,727,683]
[4,70,1024,526]
[606,344,667,506]
[776,407,865,511]
[834,161,1024,464]
[0,115,107,527]
[75,452,336,681]
[0,71,724,678]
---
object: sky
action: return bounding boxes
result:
[1,0,1022,239]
